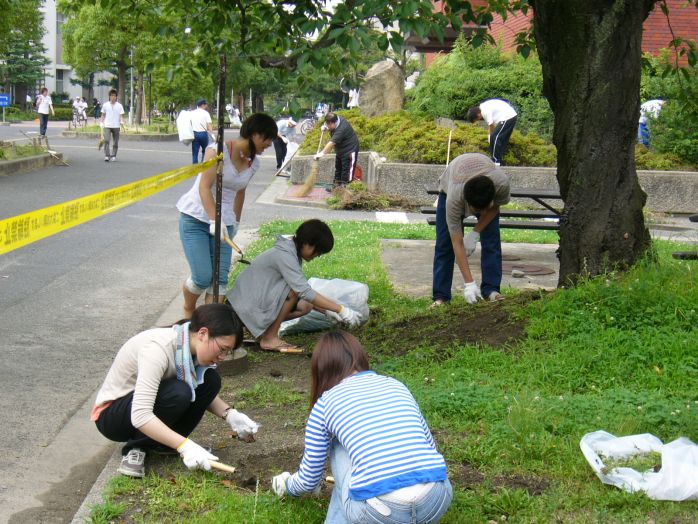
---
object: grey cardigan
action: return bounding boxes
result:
[227,235,317,337]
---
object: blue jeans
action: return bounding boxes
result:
[638,122,650,147]
[325,441,453,524]
[39,113,49,136]
[179,213,235,292]
[432,192,502,301]
[192,131,209,164]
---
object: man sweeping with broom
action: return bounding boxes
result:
[314,112,360,192]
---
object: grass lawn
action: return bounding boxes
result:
[90,221,698,523]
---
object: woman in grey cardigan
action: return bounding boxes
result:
[227,220,361,351]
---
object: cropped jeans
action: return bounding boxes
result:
[432,191,502,302]
[325,441,453,524]
[179,213,235,293]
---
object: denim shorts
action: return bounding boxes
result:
[179,213,235,291]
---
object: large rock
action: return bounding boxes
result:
[359,60,404,118]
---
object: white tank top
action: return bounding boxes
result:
[176,143,259,225]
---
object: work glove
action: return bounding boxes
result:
[281,135,289,144]
[320,124,328,131]
[271,471,292,497]
[177,438,219,471]
[464,231,480,257]
[209,220,228,240]
[226,409,260,440]
[313,152,325,160]
[463,281,482,305]
[326,305,361,328]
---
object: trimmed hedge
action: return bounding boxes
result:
[299,110,694,170]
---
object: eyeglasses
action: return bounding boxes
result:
[212,337,234,356]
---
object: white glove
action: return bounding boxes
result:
[326,305,361,328]
[320,124,328,131]
[313,152,325,160]
[177,438,218,471]
[463,281,482,304]
[271,471,291,497]
[209,220,228,240]
[281,135,289,144]
[226,409,260,440]
[464,231,480,257]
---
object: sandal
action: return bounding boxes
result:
[258,341,304,354]
[429,299,447,309]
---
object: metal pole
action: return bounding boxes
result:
[128,48,134,126]
[212,54,227,301]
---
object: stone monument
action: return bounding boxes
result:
[359,60,405,118]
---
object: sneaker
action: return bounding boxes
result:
[429,299,447,309]
[118,448,146,478]
[110,156,116,162]
[488,291,505,302]
[104,156,109,162]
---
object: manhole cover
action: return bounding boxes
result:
[502,254,521,261]
[502,262,555,275]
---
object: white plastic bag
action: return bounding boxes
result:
[580,430,698,501]
[279,277,369,336]
[177,110,194,145]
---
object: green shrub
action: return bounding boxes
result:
[300,109,557,166]
[405,40,554,139]
[49,108,73,121]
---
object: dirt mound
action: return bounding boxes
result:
[360,291,544,357]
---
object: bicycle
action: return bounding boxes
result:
[299,114,317,135]
[71,107,87,129]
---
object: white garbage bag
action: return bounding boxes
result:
[177,110,194,145]
[279,277,369,336]
[580,430,698,501]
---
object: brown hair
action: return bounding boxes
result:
[310,330,369,406]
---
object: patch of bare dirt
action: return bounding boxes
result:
[360,291,545,358]
[450,462,549,496]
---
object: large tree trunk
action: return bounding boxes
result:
[530,0,654,286]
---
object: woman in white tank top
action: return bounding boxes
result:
[176,113,278,318]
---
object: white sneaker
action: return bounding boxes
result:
[110,156,116,162]
[488,291,505,302]
[117,448,145,478]
[104,156,109,162]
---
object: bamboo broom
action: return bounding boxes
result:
[295,128,325,197]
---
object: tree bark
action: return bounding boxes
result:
[530,0,654,286]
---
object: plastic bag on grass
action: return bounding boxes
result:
[279,278,369,336]
[580,430,698,501]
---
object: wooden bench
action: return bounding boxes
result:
[672,214,698,260]
[423,185,562,230]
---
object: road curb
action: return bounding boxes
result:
[0,152,65,177]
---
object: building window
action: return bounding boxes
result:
[56,69,64,96]
[56,13,64,64]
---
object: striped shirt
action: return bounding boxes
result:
[287,371,447,500]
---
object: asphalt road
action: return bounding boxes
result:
[0,122,378,522]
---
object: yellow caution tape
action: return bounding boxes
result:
[0,154,222,256]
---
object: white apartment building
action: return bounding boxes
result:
[40,0,112,103]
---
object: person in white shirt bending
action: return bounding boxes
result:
[100,89,125,162]
[191,99,213,164]
[467,99,518,166]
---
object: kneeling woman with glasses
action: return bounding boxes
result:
[91,303,259,478]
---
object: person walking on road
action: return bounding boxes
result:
[314,112,360,191]
[35,87,54,137]
[271,330,453,523]
[273,116,297,174]
[191,99,213,164]
[227,220,362,352]
[91,303,260,478]
[431,153,510,308]
[467,99,517,166]
[101,89,125,162]
[176,113,278,318]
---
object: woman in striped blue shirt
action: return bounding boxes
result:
[272,330,452,523]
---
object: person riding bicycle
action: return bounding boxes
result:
[72,97,88,123]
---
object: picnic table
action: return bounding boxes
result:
[672,214,698,260]
[423,185,563,231]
